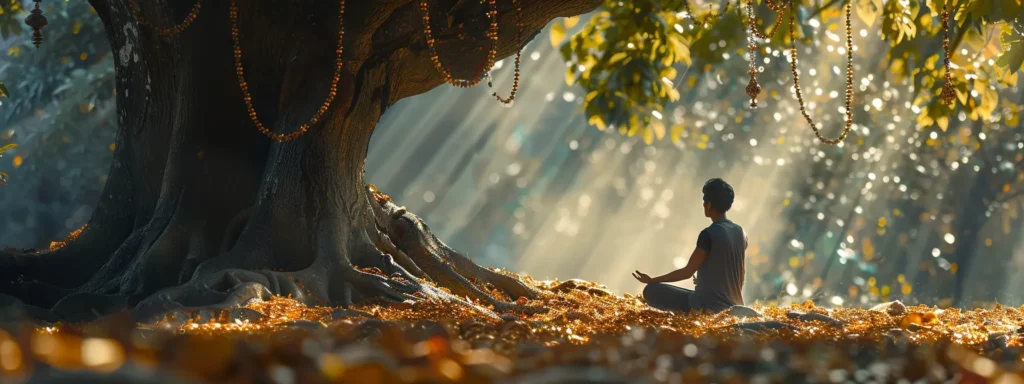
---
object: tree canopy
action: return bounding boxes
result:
[555,0,1022,144]
[1,0,1020,145]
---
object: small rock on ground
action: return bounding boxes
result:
[786,311,847,326]
[729,321,799,334]
[500,314,520,322]
[330,308,374,321]
[869,300,907,317]
[280,320,326,331]
[986,333,1009,351]
[728,305,763,318]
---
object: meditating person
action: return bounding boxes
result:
[632,178,746,313]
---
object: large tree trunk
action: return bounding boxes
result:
[0,0,600,323]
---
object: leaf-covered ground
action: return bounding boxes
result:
[2,275,1023,383]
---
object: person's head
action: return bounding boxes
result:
[702,178,734,218]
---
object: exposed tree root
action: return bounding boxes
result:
[129,213,514,325]
[0,221,131,288]
[367,186,547,314]
[1,184,546,324]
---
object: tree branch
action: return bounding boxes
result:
[87,0,109,16]
[372,0,603,103]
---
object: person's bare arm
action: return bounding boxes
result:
[653,248,707,283]
[633,247,708,284]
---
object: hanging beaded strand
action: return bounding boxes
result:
[745,0,787,108]
[676,0,733,29]
[24,0,47,47]
[130,0,203,37]
[703,1,731,27]
[744,0,761,107]
[939,2,957,105]
[229,0,346,142]
[681,0,694,18]
[486,0,523,106]
[748,0,787,40]
[765,0,790,14]
[787,1,856,146]
[421,0,499,88]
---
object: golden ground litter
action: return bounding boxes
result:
[2,274,1022,383]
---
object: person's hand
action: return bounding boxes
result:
[632,270,653,284]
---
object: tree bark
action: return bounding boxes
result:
[0,0,601,322]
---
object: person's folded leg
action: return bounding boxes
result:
[642,283,693,312]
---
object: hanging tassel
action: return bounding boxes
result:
[744,0,761,108]
[746,71,762,108]
[25,0,47,48]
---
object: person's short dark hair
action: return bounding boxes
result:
[702,178,734,212]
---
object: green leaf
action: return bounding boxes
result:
[667,35,691,66]
[559,38,574,60]
[608,52,628,66]
[652,120,665,140]
[996,33,1024,73]
[855,0,882,27]
[670,124,684,146]
[995,65,1019,87]
[588,114,607,131]
[564,16,579,29]
[550,22,567,48]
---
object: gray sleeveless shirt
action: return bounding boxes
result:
[690,220,746,312]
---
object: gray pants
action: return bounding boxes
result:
[642,283,693,312]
